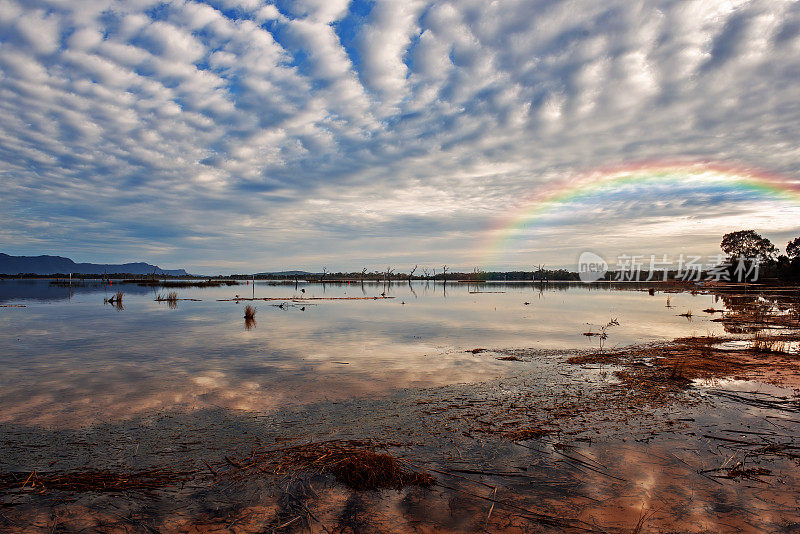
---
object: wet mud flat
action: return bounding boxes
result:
[2,350,799,532]
[2,287,800,532]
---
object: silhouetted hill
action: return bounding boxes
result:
[0,253,189,276]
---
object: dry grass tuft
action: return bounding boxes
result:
[284,441,434,490]
[105,291,124,310]
[227,440,435,491]
[244,304,256,319]
[751,332,795,354]
[156,291,180,308]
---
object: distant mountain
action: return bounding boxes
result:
[0,253,189,276]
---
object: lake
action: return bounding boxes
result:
[2,279,800,533]
[0,279,727,428]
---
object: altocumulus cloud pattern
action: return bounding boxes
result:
[1,0,799,272]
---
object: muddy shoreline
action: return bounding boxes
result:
[2,348,799,532]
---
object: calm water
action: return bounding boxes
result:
[0,279,727,427]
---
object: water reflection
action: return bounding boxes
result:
[0,280,733,427]
[244,304,257,331]
[0,279,161,305]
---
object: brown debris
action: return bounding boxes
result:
[725,466,771,480]
[224,440,435,491]
[569,332,800,392]
[566,352,624,364]
[0,467,193,495]
[504,426,552,441]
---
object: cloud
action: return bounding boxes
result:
[0,0,798,273]
[356,0,425,104]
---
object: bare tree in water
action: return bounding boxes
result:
[535,264,545,282]
[407,265,418,294]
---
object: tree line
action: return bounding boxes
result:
[718,229,800,281]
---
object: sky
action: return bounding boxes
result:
[1,0,799,274]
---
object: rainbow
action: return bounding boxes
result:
[481,160,800,269]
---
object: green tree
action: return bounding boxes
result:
[787,236,800,259]
[720,230,778,260]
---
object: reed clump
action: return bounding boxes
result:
[751,332,794,354]
[105,291,124,310]
[156,291,178,301]
[244,304,256,320]
[155,291,179,309]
